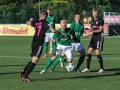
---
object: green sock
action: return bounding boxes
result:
[53,55,63,67]
[76,55,85,69]
[61,58,68,63]
[64,58,69,63]
[44,59,53,71]
[43,42,49,54]
[52,40,57,52]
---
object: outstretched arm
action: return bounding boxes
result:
[26,18,34,25]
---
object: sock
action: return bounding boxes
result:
[97,55,104,69]
[52,55,63,67]
[76,55,85,69]
[52,40,57,52]
[86,54,92,69]
[43,42,49,54]
[24,62,35,78]
[63,58,68,63]
[23,61,31,72]
[44,59,53,71]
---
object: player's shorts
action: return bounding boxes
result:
[54,44,72,59]
[71,43,84,52]
[44,33,54,42]
[31,42,43,58]
[88,39,104,51]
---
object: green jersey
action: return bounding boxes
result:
[52,28,72,46]
[70,22,84,43]
[46,15,55,33]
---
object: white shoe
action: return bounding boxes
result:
[60,62,64,68]
[40,70,46,74]
[81,68,90,72]
[97,69,104,73]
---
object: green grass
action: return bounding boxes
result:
[0,36,120,90]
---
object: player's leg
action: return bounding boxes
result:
[96,41,104,73]
[74,43,86,72]
[22,45,43,82]
[40,55,57,74]
[23,56,38,82]
[81,47,93,72]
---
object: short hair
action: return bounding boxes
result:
[74,13,81,17]
[47,8,51,10]
[92,8,99,13]
[60,20,67,24]
[40,10,48,16]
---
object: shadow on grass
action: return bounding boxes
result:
[32,72,120,82]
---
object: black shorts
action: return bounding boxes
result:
[88,39,104,51]
[31,42,43,58]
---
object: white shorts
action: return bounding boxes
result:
[55,44,73,59]
[44,33,54,42]
[71,43,84,52]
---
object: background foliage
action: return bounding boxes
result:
[0,0,120,24]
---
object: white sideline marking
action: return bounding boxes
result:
[0,56,119,60]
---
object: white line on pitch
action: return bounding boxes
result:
[0,56,119,60]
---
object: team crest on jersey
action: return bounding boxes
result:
[96,21,98,24]
[51,18,53,20]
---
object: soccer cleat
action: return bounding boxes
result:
[60,62,64,68]
[81,68,90,72]
[20,70,25,80]
[74,68,81,73]
[50,66,55,72]
[43,54,47,58]
[23,78,31,82]
[40,70,46,74]
[97,69,104,73]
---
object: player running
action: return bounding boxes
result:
[40,20,78,74]
[20,10,65,82]
[43,8,56,58]
[50,13,86,73]
[82,8,104,73]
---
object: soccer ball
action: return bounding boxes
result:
[66,63,75,72]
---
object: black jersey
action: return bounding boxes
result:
[31,20,51,45]
[91,17,104,41]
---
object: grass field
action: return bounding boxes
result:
[0,36,120,90]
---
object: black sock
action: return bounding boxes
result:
[97,55,104,70]
[76,55,85,69]
[24,62,35,78]
[23,61,31,72]
[87,54,92,69]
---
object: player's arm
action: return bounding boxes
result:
[49,33,58,54]
[83,27,93,37]
[49,39,53,54]
[26,18,34,25]
[92,26,103,33]
[91,19,104,33]
[70,30,80,43]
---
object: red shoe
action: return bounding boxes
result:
[20,70,24,80]
[23,78,31,82]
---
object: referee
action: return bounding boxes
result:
[82,8,104,73]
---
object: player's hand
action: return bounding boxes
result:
[49,49,53,55]
[29,18,34,22]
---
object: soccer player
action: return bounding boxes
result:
[43,8,56,58]
[20,10,65,82]
[82,8,104,73]
[40,20,74,74]
[50,13,86,73]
